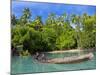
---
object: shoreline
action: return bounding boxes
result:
[44,48,95,54]
[44,49,83,54]
[11,48,95,56]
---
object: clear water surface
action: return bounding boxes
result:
[11,51,96,74]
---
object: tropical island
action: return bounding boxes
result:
[11,7,96,64]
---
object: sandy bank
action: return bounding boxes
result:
[44,49,83,54]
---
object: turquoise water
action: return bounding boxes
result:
[11,51,96,74]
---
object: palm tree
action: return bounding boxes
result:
[11,14,17,26]
[20,8,31,25]
[33,16,43,30]
[46,13,56,26]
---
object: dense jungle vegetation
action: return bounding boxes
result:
[11,8,96,56]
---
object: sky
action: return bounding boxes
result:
[12,1,96,22]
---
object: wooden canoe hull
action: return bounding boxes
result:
[42,53,94,64]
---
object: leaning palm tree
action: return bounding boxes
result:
[71,14,82,50]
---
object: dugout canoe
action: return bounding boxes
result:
[42,53,94,64]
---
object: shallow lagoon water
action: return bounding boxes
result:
[11,51,96,74]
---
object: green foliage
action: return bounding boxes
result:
[42,27,57,51]
[56,30,76,50]
[80,14,96,48]
[11,14,17,26]
[11,8,96,55]
[80,32,95,48]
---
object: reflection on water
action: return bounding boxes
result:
[11,51,96,74]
